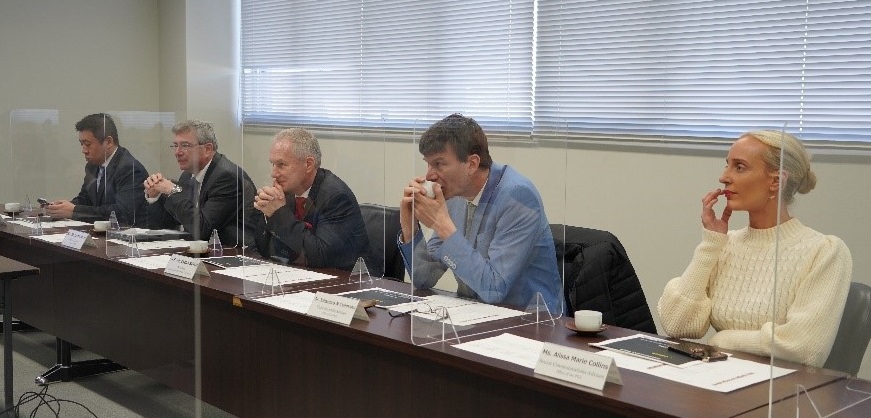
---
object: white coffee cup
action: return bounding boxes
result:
[5,202,21,213]
[93,220,111,231]
[188,240,209,253]
[422,180,435,199]
[574,310,603,331]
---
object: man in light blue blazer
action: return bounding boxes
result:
[398,114,561,311]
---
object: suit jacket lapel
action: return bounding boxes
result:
[99,147,126,205]
[197,153,223,206]
[302,168,325,222]
[469,164,506,239]
[86,164,100,205]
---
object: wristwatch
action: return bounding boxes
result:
[166,183,183,197]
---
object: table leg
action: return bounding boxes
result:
[0,321,34,334]
[3,279,13,409]
[35,338,126,385]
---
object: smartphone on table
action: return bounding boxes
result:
[668,340,728,362]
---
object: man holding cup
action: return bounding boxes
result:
[398,114,561,311]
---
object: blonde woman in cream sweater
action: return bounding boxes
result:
[658,130,851,367]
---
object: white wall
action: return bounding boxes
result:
[0,0,160,201]
[182,0,242,162]
[3,0,870,382]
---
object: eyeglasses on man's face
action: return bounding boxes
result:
[169,142,204,150]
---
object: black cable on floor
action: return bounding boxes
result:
[0,384,99,417]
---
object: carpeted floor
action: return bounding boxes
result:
[0,327,235,418]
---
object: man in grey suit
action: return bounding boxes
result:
[143,120,256,247]
[45,113,148,227]
[251,127,377,274]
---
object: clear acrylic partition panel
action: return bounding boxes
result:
[7,109,62,237]
[102,111,176,259]
[765,129,871,416]
[406,115,566,346]
[237,117,391,300]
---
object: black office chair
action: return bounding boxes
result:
[359,203,404,281]
[823,281,871,376]
[551,224,657,334]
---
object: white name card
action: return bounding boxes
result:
[307,292,369,325]
[163,254,210,280]
[60,229,97,250]
[534,342,623,390]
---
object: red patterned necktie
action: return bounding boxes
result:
[294,196,306,220]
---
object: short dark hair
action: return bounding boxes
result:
[419,113,492,169]
[75,113,119,145]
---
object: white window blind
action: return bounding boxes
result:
[536,0,871,143]
[242,0,871,144]
[241,0,534,138]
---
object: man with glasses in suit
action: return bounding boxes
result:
[143,120,256,247]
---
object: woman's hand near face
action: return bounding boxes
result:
[701,188,731,234]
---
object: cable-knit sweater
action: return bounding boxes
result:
[658,218,852,367]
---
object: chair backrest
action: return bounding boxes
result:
[824,281,871,375]
[551,224,657,334]
[359,203,404,280]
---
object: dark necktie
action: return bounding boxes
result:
[97,165,106,194]
[190,178,201,208]
[95,166,106,203]
[294,196,306,220]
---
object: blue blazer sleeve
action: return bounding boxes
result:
[399,164,561,308]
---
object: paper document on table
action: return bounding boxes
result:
[257,291,317,314]
[107,239,190,250]
[593,349,794,393]
[32,233,72,244]
[201,255,268,269]
[337,287,421,307]
[214,263,335,286]
[591,334,701,368]
[454,333,544,369]
[389,294,526,326]
[107,228,190,242]
[9,219,51,229]
[118,254,174,270]
[427,303,525,326]
[389,294,474,313]
[8,219,89,229]
[51,220,90,227]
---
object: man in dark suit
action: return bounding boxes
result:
[252,127,377,275]
[143,120,256,247]
[44,113,148,227]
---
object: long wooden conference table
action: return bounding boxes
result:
[1,221,868,417]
